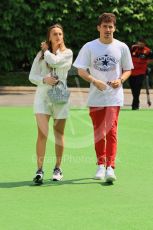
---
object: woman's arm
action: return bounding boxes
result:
[29,52,59,86]
[44,49,73,69]
[29,52,44,86]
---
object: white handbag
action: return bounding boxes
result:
[47,68,70,104]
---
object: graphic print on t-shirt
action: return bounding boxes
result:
[93,54,118,72]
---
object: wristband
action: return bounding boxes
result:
[120,78,124,84]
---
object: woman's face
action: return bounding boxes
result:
[49,27,64,46]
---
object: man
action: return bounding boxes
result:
[129,39,153,110]
[73,13,133,182]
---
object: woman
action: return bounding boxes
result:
[29,24,73,184]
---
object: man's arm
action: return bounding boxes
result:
[78,68,107,91]
[147,50,153,64]
[120,70,132,82]
[109,70,132,88]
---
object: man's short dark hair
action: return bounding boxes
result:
[97,13,116,26]
[138,38,146,44]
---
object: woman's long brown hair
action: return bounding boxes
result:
[47,24,64,52]
[40,24,65,61]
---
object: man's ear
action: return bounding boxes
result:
[97,25,100,32]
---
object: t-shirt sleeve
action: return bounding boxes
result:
[121,44,134,71]
[73,44,91,70]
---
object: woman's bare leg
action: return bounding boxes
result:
[53,119,66,168]
[35,114,50,170]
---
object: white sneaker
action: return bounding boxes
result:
[95,165,106,180]
[52,168,63,181]
[33,169,44,185]
[105,166,116,182]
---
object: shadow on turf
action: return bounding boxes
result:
[30,178,114,187]
[0,181,32,188]
[0,178,114,188]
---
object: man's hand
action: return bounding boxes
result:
[107,79,122,89]
[94,79,107,91]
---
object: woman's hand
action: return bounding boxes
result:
[43,76,59,85]
[93,79,107,91]
[59,42,66,51]
[41,41,49,52]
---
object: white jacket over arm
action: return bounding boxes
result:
[29,49,73,86]
[44,49,73,69]
[29,52,45,86]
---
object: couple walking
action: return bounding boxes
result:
[29,13,133,185]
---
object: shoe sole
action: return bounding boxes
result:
[52,175,63,181]
[33,175,43,185]
[33,179,43,185]
[105,176,116,183]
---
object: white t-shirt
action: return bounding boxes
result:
[73,38,133,107]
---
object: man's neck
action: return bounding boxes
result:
[99,37,114,44]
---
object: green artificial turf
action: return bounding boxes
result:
[0,107,153,230]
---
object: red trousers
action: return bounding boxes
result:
[89,106,120,168]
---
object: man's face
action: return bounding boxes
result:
[97,22,115,40]
[137,41,145,48]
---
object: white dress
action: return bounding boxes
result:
[29,48,73,118]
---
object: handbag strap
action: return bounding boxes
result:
[49,67,57,78]
[52,68,56,76]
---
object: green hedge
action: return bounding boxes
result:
[1,71,152,88]
[0,64,153,88]
[0,71,89,87]
[1,0,153,71]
